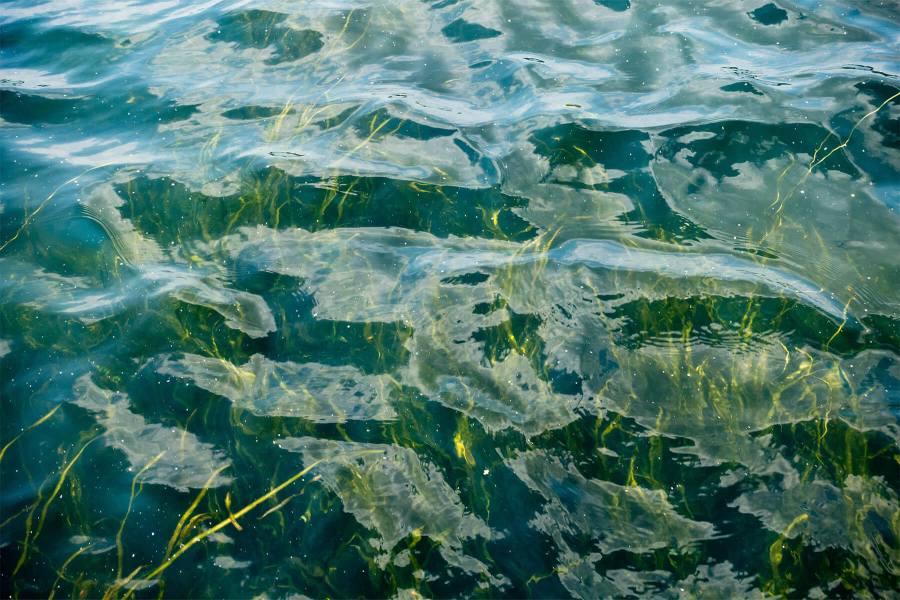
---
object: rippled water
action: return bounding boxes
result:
[1,0,899,598]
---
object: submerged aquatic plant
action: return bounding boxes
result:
[1,2,899,599]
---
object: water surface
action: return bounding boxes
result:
[1,0,899,598]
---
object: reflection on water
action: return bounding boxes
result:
[1,0,899,598]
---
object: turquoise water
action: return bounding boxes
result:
[1,1,899,598]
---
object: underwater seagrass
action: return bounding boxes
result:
[1,1,899,599]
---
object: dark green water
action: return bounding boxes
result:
[1,1,899,598]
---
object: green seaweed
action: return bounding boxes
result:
[1,68,898,600]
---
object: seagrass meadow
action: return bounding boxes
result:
[1,0,899,598]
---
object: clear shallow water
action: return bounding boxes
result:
[1,0,898,597]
